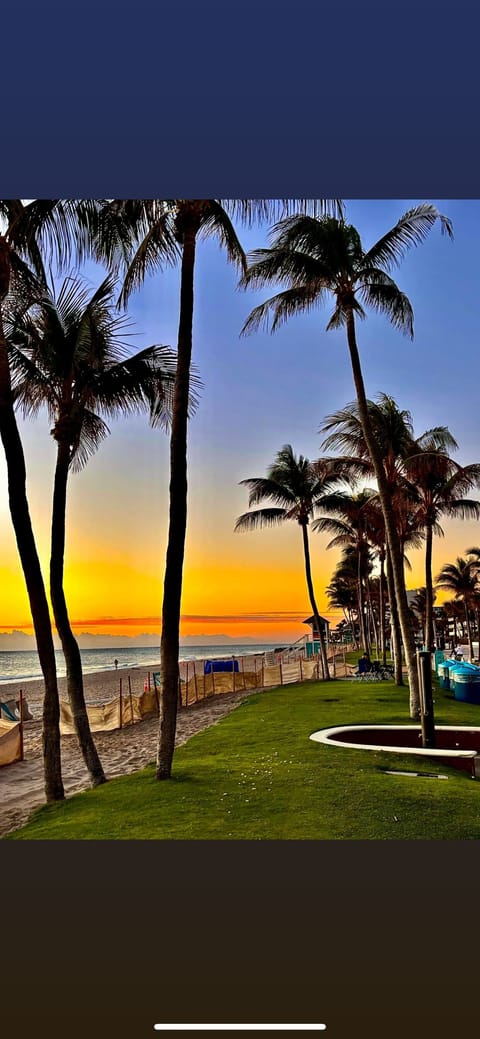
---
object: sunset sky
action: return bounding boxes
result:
[1,199,480,647]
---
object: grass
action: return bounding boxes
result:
[7,675,480,840]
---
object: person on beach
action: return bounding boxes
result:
[114,658,118,670]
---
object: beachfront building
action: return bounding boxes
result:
[302,615,330,658]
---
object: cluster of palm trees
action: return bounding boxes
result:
[435,549,480,662]
[236,395,480,712]
[0,198,458,802]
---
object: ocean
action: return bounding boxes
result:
[0,643,279,686]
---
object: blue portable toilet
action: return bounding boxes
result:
[434,649,446,673]
[438,658,460,691]
[449,661,480,702]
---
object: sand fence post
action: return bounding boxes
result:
[128,675,134,726]
[279,660,283,685]
[119,677,123,730]
[232,657,236,694]
[19,688,24,762]
[185,661,189,707]
[193,662,198,703]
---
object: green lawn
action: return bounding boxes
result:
[7,676,480,840]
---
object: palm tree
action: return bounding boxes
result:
[313,488,377,655]
[0,199,101,801]
[464,548,480,653]
[234,445,346,679]
[361,498,388,662]
[321,394,426,682]
[409,588,430,646]
[326,569,358,648]
[8,272,179,785]
[436,558,478,661]
[94,199,343,778]
[404,437,480,652]
[241,205,453,718]
[442,598,464,646]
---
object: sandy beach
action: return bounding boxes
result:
[0,666,256,838]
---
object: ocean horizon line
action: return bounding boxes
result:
[0,641,284,687]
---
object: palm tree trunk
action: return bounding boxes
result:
[301,522,330,679]
[350,610,357,648]
[345,308,419,715]
[50,440,106,786]
[357,549,369,653]
[366,575,378,651]
[157,224,197,778]
[0,292,63,801]
[386,548,403,684]
[464,599,474,661]
[424,522,434,652]
[379,554,386,664]
[346,608,356,648]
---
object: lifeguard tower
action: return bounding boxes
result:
[302,615,330,658]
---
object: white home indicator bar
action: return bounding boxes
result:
[154,1027,326,1032]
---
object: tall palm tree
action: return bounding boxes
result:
[435,557,478,661]
[404,438,480,652]
[0,199,101,800]
[241,206,453,717]
[235,445,346,679]
[8,272,179,785]
[94,199,343,778]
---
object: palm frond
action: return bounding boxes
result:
[199,202,246,273]
[362,204,453,272]
[8,200,103,272]
[234,508,288,532]
[69,409,110,472]
[224,200,345,227]
[359,278,414,337]
[240,246,333,292]
[415,426,458,452]
[326,297,366,330]
[241,284,326,336]
[311,516,352,536]
[117,208,180,308]
[238,477,297,510]
[442,498,480,521]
